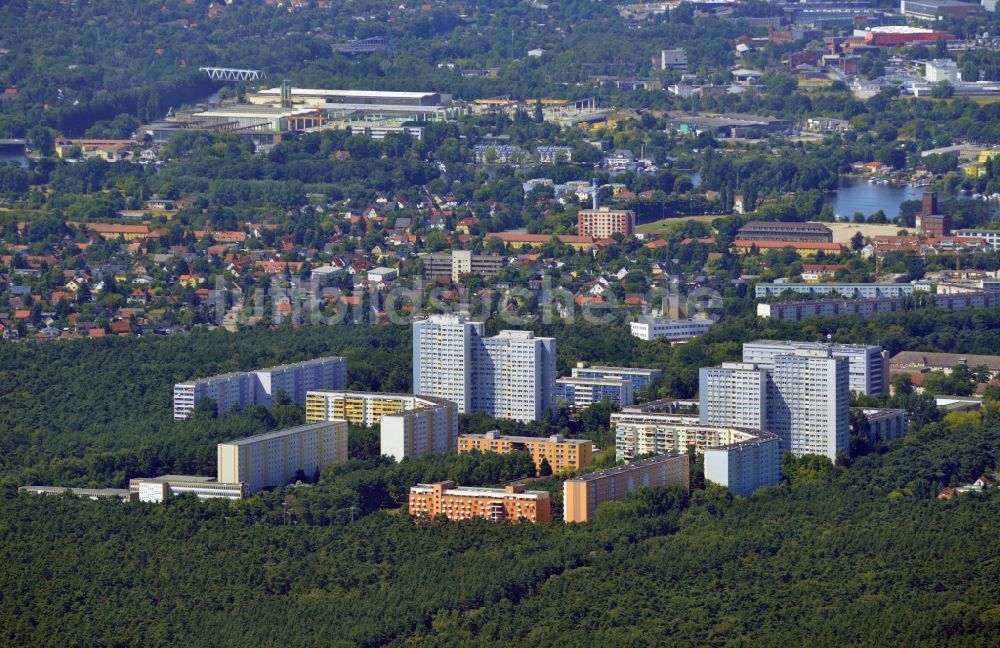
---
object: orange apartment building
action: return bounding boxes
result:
[408,481,552,523]
[577,207,635,239]
[457,431,593,473]
[563,454,689,523]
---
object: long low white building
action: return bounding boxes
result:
[21,477,247,503]
[129,475,247,502]
[570,365,663,391]
[955,229,1000,250]
[555,376,634,410]
[249,87,443,107]
[756,290,1000,321]
[754,283,914,299]
[630,316,713,342]
[217,421,349,494]
[19,485,134,502]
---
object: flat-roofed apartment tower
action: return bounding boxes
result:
[699,362,770,430]
[577,207,636,239]
[173,355,347,419]
[703,433,782,498]
[743,340,887,395]
[473,330,557,422]
[698,348,853,462]
[412,315,483,414]
[768,349,850,461]
[380,398,457,461]
[413,315,557,423]
[563,454,689,523]
[217,421,348,494]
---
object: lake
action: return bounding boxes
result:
[829,178,925,220]
[0,144,27,168]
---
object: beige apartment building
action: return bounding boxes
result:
[306,390,458,461]
[563,454,689,523]
[422,250,505,283]
[217,420,348,494]
[457,431,593,473]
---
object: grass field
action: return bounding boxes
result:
[636,214,720,235]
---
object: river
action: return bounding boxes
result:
[829,177,926,220]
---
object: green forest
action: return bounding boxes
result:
[0,417,997,646]
[0,310,999,645]
[3,307,1000,489]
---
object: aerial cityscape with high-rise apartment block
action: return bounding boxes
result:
[10,1,1000,640]
[741,340,888,395]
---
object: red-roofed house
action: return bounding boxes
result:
[110,321,132,335]
[213,231,248,243]
[801,263,844,282]
[49,291,76,304]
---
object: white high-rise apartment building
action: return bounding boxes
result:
[474,330,557,423]
[412,316,556,423]
[217,420,348,494]
[412,315,483,413]
[698,362,769,430]
[173,356,347,419]
[768,349,850,462]
[742,340,887,395]
[254,358,347,408]
[699,350,851,463]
